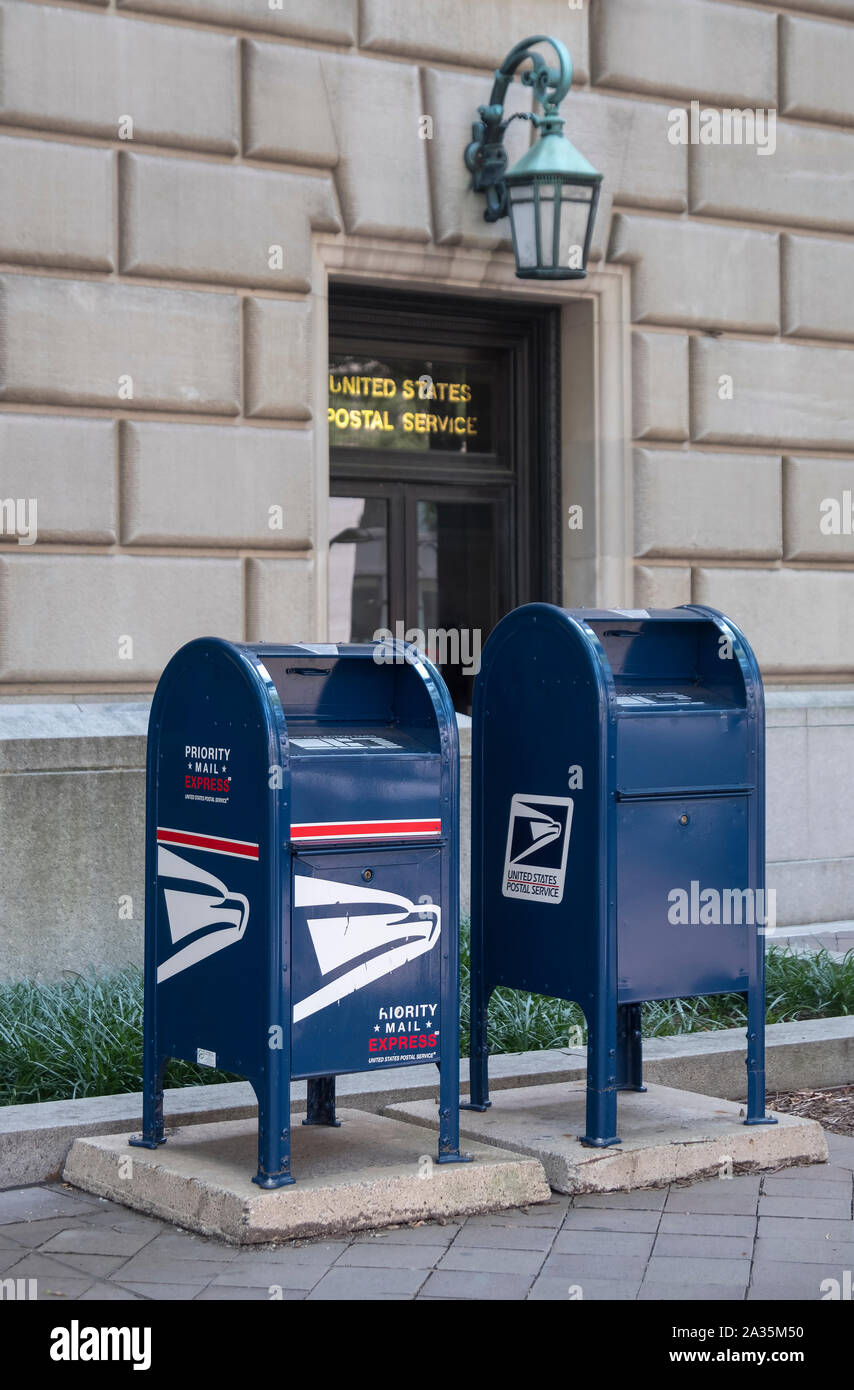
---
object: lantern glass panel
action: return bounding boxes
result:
[508,182,538,269]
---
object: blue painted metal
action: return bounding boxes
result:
[467,602,776,1145]
[132,638,467,1186]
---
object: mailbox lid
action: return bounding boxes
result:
[584,613,756,794]
[254,646,452,847]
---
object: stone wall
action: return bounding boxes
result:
[2,0,854,972]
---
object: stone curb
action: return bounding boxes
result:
[2,1015,852,1189]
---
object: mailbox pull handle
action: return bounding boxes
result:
[603,629,643,638]
[285,667,333,676]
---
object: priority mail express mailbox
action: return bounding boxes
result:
[132,637,466,1186]
[467,602,775,1147]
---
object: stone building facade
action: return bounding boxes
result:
[1,0,854,974]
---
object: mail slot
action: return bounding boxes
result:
[131,637,467,1186]
[467,602,775,1146]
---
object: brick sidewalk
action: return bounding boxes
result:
[1,1133,852,1301]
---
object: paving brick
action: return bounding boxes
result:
[748,1266,847,1299]
[0,3,238,153]
[112,1253,233,1283]
[307,1266,426,1300]
[0,1187,101,1225]
[761,1176,854,1201]
[474,1201,570,1229]
[652,1233,754,1259]
[827,1135,854,1169]
[243,42,338,166]
[79,1282,141,1300]
[664,1183,759,1216]
[639,1281,746,1301]
[754,1234,854,1264]
[766,1163,853,1185]
[634,566,691,609]
[782,233,854,342]
[243,299,314,420]
[0,414,116,544]
[360,0,588,79]
[538,1253,649,1283]
[41,1227,157,1258]
[783,455,854,562]
[592,0,776,106]
[422,66,532,251]
[610,214,779,333]
[528,1274,640,1301]
[658,1213,756,1238]
[781,14,854,128]
[631,332,689,442]
[417,1269,533,1301]
[117,0,355,43]
[0,555,243,681]
[120,420,312,548]
[757,1216,854,1240]
[321,53,430,242]
[352,1224,460,1244]
[334,1243,446,1270]
[119,1281,210,1300]
[121,153,339,291]
[552,1230,655,1259]
[38,1252,130,1278]
[0,275,240,414]
[574,1188,668,1211]
[435,1245,545,1277]
[124,1230,237,1262]
[453,1223,554,1252]
[690,336,854,450]
[644,1254,751,1285]
[758,1194,853,1220]
[691,119,854,234]
[197,1285,305,1299]
[695,566,854,676]
[634,448,781,560]
[562,1207,662,1234]
[0,136,113,271]
[245,558,314,644]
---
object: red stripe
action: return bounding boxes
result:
[291,819,441,841]
[156,828,259,860]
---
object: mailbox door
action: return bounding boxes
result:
[290,846,445,1078]
[616,794,758,1002]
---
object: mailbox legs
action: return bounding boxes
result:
[744,987,777,1126]
[129,1057,167,1151]
[462,977,492,1112]
[616,1003,646,1093]
[581,999,621,1147]
[303,1076,341,1127]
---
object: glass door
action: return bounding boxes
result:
[328,288,561,714]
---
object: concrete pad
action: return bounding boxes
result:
[386,1083,829,1195]
[62,1110,551,1244]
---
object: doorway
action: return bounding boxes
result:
[327,286,561,713]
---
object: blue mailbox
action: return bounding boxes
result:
[132,637,467,1186]
[467,603,776,1146]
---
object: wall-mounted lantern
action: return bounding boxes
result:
[464,35,602,280]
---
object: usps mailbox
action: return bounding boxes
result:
[467,602,775,1146]
[131,637,466,1186]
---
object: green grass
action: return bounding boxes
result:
[1,940,852,1107]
